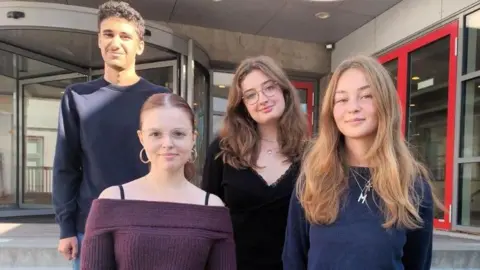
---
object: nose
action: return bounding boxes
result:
[346,97,361,113]
[258,90,269,105]
[109,35,122,50]
[160,134,174,148]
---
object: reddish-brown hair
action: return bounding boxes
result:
[139,93,196,181]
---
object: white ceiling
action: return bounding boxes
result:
[34,0,402,44]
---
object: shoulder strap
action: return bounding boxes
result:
[204,192,210,206]
[118,185,125,200]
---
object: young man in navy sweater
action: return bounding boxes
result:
[52,1,169,269]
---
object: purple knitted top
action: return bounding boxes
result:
[80,198,236,270]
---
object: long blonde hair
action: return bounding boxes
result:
[218,55,308,169]
[298,55,440,229]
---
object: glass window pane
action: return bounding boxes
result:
[297,88,307,113]
[23,76,86,205]
[0,50,16,207]
[407,36,450,220]
[212,114,224,136]
[460,78,480,157]
[382,59,398,87]
[458,163,480,226]
[194,66,209,185]
[465,10,480,74]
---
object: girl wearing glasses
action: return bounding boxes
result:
[202,55,309,270]
[282,55,439,270]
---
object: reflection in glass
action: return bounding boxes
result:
[193,65,209,185]
[465,10,480,74]
[382,59,398,88]
[212,114,224,137]
[458,163,480,226]
[0,50,17,207]
[460,78,480,157]
[137,67,174,91]
[23,76,87,205]
[407,36,450,220]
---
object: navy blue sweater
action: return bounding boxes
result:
[52,77,169,239]
[282,167,433,270]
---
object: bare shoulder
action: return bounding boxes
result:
[98,185,122,199]
[207,193,225,207]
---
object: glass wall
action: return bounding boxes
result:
[193,65,210,184]
[22,75,87,206]
[407,36,451,221]
[211,72,234,137]
[0,49,17,208]
[457,9,480,227]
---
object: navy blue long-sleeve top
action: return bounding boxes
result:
[52,77,169,239]
[282,167,433,270]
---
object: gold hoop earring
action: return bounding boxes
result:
[139,148,150,164]
[190,147,198,163]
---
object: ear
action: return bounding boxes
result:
[137,39,145,56]
[137,130,145,147]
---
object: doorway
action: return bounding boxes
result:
[378,20,459,230]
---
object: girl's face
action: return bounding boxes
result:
[138,107,195,173]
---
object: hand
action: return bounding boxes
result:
[58,236,78,260]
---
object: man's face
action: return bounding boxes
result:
[98,17,144,70]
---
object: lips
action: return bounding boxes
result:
[347,118,365,123]
[260,106,273,113]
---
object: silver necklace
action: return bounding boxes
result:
[261,138,278,155]
[352,169,372,204]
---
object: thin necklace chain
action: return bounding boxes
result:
[351,169,372,204]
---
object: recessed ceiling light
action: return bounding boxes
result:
[411,76,420,80]
[218,85,226,88]
[213,0,222,2]
[315,11,330,19]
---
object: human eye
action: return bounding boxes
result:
[244,91,257,100]
[149,131,160,137]
[172,130,187,138]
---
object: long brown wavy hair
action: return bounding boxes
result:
[218,55,308,169]
[297,55,441,229]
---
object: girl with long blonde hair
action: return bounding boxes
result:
[282,55,439,270]
[202,55,308,269]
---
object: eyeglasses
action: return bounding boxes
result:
[242,81,281,105]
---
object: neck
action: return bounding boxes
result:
[257,122,278,142]
[146,166,188,189]
[103,65,140,86]
[344,137,373,167]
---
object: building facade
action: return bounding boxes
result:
[0,2,327,217]
[2,0,480,236]
[332,0,480,234]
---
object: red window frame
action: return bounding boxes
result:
[378,21,458,230]
[292,81,314,131]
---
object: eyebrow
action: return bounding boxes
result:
[243,79,274,92]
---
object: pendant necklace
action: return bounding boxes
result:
[262,138,278,155]
[352,169,372,204]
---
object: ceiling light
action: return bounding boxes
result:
[411,76,420,80]
[218,85,226,88]
[315,12,330,19]
[308,0,343,2]
[213,0,222,2]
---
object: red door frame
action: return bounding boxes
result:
[291,81,314,130]
[378,21,458,230]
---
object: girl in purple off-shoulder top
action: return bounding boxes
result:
[80,93,236,270]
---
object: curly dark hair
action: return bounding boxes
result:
[97,1,145,40]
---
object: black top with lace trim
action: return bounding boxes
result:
[201,137,301,270]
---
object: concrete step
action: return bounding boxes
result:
[0,223,479,269]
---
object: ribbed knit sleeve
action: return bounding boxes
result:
[80,230,116,270]
[206,235,237,270]
[80,199,116,269]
